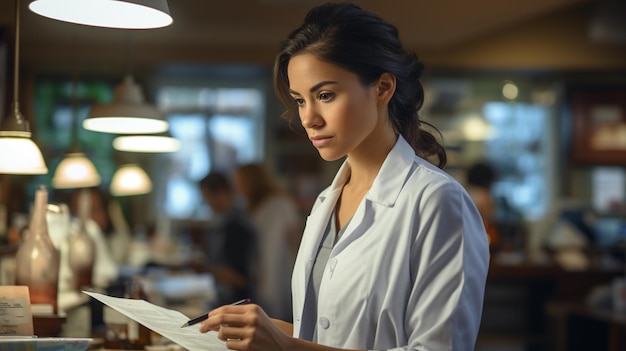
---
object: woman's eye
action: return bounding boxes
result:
[293,97,305,106]
[318,92,334,102]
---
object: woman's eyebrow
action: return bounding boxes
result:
[289,80,339,95]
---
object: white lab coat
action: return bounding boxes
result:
[291,136,490,351]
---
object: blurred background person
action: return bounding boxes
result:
[465,162,498,248]
[196,171,258,306]
[466,161,527,255]
[234,162,302,321]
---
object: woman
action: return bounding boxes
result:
[200,3,489,350]
[233,163,301,321]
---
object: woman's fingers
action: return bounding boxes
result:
[200,305,288,351]
[199,305,253,333]
[224,338,251,351]
[218,324,247,341]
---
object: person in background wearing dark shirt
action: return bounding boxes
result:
[196,172,258,306]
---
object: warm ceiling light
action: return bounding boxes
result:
[113,134,181,153]
[29,0,173,29]
[0,0,48,175]
[462,114,494,141]
[502,81,519,100]
[52,152,101,189]
[84,75,169,134]
[0,136,48,174]
[110,164,152,196]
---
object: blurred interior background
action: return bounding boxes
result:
[0,1,625,350]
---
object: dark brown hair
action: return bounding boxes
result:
[273,2,446,168]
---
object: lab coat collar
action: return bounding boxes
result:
[318,135,416,208]
[302,135,417,254]
[365,135,416,207]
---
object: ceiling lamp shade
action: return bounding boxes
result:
[52,152,101,189]
[29,0,173,29]
[113,133,181,153]
[0,0,48,175]
[0,128,48,174]
[110,164,152,196]
[84,75,169,134]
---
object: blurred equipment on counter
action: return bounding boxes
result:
[15,186,60,315]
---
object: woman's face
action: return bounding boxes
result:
[287,54,384,161]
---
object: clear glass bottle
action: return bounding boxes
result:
[15,185,60,315]
[67,189,96,290]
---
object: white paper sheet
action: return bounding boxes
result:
[83,291,228,351]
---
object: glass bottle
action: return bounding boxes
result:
[15,185,60,315]
[67,189,96,290]
[126,276,152,348]
[103,306,130,349]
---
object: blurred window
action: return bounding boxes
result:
[483,102,552,220]
[423,77,557,222]
[28,78,117,198]
[155,86,265,219]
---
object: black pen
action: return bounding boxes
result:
[180,298,250,328]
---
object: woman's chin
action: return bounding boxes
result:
[317,150,346,162]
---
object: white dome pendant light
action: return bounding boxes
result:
[29,0,173,29]
[0,0,48,175]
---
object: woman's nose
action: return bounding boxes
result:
[300,106,323,129]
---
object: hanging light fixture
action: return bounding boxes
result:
[113,132,181,153]
[110,164,152,196]
[0,0,48,175]
[83,75,169,134]
[52,151,101,188]
[52,72,101,189]
[29,0,173,29]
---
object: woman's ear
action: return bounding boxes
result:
[376,72,396,106]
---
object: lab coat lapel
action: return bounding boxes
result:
[299,186,341,281]
[300,161,349,271]
[333,135,416,252]
[294,161,348,330]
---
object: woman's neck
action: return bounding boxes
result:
[345,127,398,190]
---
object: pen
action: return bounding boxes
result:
[180,298,250,328]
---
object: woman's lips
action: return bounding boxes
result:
[311,136,332,147]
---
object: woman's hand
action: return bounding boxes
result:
[199,303,294,351]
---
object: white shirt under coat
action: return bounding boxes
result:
[291,135,490,351]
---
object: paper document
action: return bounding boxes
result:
[84,291,228,351]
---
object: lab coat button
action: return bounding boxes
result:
[319,317,330,329]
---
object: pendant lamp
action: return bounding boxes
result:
[113,132,181,153]
[110,164,152,196]
[84,75,169,134]
[52,150,101,189]
[29,0,173,29]
[0,0,48,175]
[52,75,101,189]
